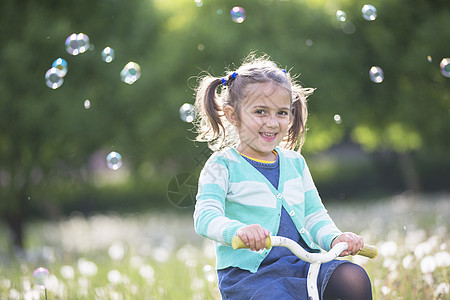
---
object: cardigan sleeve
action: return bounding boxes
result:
[193,154,246,246]
[300,156,341,251]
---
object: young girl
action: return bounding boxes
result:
[193,54,372,300]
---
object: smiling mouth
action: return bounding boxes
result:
[260,132,278,141]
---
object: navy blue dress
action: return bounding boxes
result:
[217,152,350,299]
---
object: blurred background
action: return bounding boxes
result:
[1,0,449,269]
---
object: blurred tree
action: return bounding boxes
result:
[0,0,166,249]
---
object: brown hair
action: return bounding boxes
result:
[194,53,313,151]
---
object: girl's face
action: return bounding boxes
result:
[225,82,291,161]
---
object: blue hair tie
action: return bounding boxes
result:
[222,72,238,86]
[281,69,287,74]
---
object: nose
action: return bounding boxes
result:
[265,114,278,128]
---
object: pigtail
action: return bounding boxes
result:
[287,86,313,151]
[194,76,226,148]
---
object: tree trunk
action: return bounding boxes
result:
[4,212,24,250]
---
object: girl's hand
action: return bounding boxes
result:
[236,224,270,251]
[331,232,364,256]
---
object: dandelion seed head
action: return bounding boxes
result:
[139,264,155,281]
[382,257,399,272]
[415,242,433,259]
[402,254,414,269]
[191,277,204,291]
[60,265,75,280]
[381,286,390,295]
[107,269,122,285]
[435,282,450,297]
[77,258,98,277]
[420,255,436,273]
[434,251,450,267]
[108,241,126,261]
[151,247,170,263]
[380,241,398,257]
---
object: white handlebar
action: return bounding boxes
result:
[270,236,348,264]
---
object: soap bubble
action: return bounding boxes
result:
[33,267,49,288]
[440,58,450,78]
[195,0,203,7]
[179,103,195,123]
[334,114,342,124]
[52,58,68,77]
[101,47,115,63]
[369,66,384,83]
[231,6,246,23]
[362,4,377,21]
[120,62,141,84]
[45,67,64,89]
[427,55,432,62]
[84,99,91,109]
[106,151,123,170]
[65,33,90,56]
[336,10,347,22]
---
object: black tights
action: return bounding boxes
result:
[323,263,372,300]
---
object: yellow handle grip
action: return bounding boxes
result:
[357,244,378,259]
[232,236,272,250]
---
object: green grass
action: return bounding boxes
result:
[0,194,448,299]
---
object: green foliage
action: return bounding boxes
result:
[0,0,449,248]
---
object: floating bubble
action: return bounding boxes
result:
[45,67,64,89]
[179,103,195,123]
[231,6,246,23]
[106,151,123,170]
[217,9,223,15]
[369,66,384,83]
[197,44,205,51]
[336,10,347,22]
[362,4,377,21]
[427,55,432,62]
[52,58,68,77]
[33,267,49,288]
[195,0,203,7]
[334,114,342,124]
[440,58,450,78]
[84,99,91,109]
[120,62,141,84]
[306,39,313,47]
[65,33,90,56]
[101,47,115,63]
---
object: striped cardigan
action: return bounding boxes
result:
[194,147,341,273]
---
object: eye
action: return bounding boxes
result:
[278,110,289,116]
[255,109,266,115]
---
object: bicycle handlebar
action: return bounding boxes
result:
[232,236,378,261]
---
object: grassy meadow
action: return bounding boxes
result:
[0,193,448,299]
